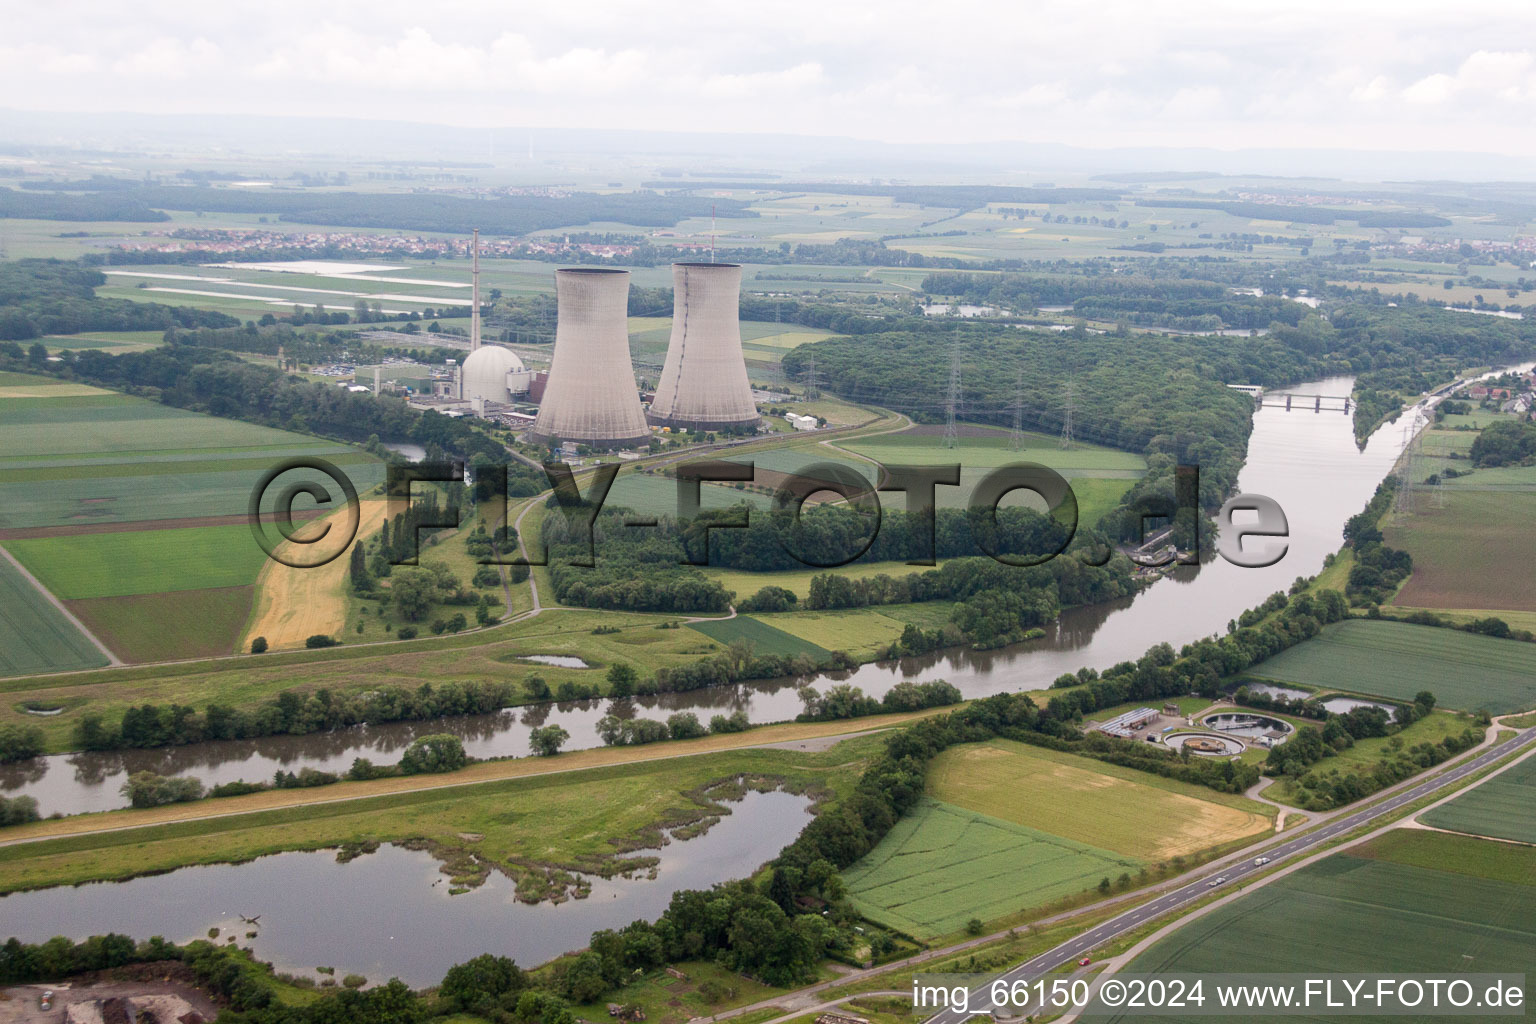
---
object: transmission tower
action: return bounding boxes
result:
[1008,368,1027,451]
[1059,379,1076,449]
[1395,424,1417,514]
[804,350,820,400]
[942,329,962,449]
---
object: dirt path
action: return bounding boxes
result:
[241,498,387,652]
[0,544,121,666]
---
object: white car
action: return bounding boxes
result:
[1207,876,1227,887]
[1254,856,1271,866]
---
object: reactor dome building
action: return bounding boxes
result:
[527,268,651,449]
[647,263,760,433]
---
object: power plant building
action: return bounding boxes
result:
[458,228,530,406]
[527,268,651,449]
[647,263,760,432]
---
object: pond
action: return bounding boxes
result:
[1202,713,1294,739]
[1320,696,1400,720]
[0,789,815,988]
[518,655,592,669]
[1236,682,1311,702]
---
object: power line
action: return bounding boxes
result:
[1059,379,1075,449]
[943,328,962,449]
[1395,424,1417,515]
[1008,367,1027,451]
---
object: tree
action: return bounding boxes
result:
[965,918,984,936]
[439,953,525,1015]
[390,567,436,621]
[606,662,638,698]
[121,771,203,808]
[529,725,570,757]
[0,724,45,764]
[249,636,268,654]
[399,734,467,774]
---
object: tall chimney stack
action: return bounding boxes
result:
[470,228,481,353]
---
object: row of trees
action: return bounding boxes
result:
[68,680,518,754]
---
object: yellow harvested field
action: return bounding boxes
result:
[242,498,387,651]
[0,383,113,398]
[929,739,1271,861]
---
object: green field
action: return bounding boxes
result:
[1245,619,1536,714]
[0,383,383,530]
[1420,751,1536,844]
[6,524,271,599]
[843,796,1140,938]
[1115,830,1536,1021]
[753,606,956,659]
[1385,491,1536,614]
[928,739,1272,861]
[0,552,110,676]
[69,587,254,663]
[688,614,831,660]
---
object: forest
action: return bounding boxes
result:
[0,258,237,339]
[4,184,752,235]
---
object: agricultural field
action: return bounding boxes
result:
[1244,619,1536,714]
[752,605,957,660]
[6,524,271,599]
[688,614,830,660]
[842,796,1140,938]
[928,739,1272,861]
[1115,830,1536,1021]
[1386,490,1536,613]
[0,371,385,662]
[842,426,1145,525]
[0,551,110,675]
[843,739,1273,939]
[1419,750,1536,844]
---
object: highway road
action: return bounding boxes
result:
[921,723,1536,1024]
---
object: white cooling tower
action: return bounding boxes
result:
[528,268,650,449]
[647,263,760,432]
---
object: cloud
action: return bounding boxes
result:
[0,2,1535,157]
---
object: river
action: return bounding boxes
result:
[0,375,1452,816]
[0,788,815,987]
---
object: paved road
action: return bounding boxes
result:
[922,724,1536,1024]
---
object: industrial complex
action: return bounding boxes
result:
[392,236,765,450]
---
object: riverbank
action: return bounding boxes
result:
[0,711,939,849]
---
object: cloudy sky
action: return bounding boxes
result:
[7,0,1536,156]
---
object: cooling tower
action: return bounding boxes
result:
[647,263,760,432]
[527,268,650,449]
